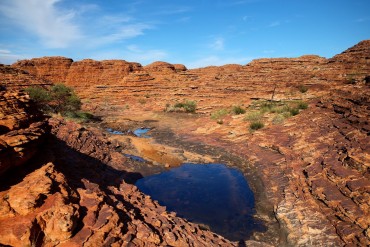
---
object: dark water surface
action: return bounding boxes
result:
[135,163,265,241]
[106,128,124,135]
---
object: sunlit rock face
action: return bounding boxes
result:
[0,90,47,175]
[1,40,369,246]
[0,91,236,246]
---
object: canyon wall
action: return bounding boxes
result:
[0,88,236,246]
[0,90,47,175]
[1,40,369,246]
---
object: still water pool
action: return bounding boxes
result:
[135,163,265,241]
[133,128,151,137]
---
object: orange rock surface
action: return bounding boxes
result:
[0,90,47,175]
[1,39,369,246]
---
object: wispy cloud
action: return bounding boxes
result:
[0,0,82,48]
[153,6,191,15]
[209,38,224,51]
[90,23,152,47]
[0,49,26,64]
[0,1,154,50]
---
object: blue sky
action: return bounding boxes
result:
[0,0,369,68]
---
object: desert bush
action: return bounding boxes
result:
[260,102,274,113]
[272,114,286,124]
[25,86,52,112]
[297,101,308,109]
[231,105,246,115]
[244,111,263,122]
[49,84,81,114]
[282,111,292,118]
[174,100,197,113]
[64,111,96,122]
[250,121,264,130]
[289,108,299,116]
[211,109,228,120]
[298,84,308,93]
[25,83,83,116]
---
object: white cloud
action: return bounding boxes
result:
[0,49,26,64]
[0,1,152,50]
[210,38,224,51]
[97,15,132,26]
[0,49,11,54]
[89,24,152,47]
[0,0,82,48]
[187,55,253,69]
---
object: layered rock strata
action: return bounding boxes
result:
[3,39,370,246]
[0,92,236,246]
[0,90,47,175]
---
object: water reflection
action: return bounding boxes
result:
[133,128,151,137]
[135,163,265,241]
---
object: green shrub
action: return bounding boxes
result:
[64,111,95,122]
[245,111,263,122]
[297,101,308,110]
[26,83,82,117]
[174,100,197,113]
[49,84,81,114]
[231,105,246,115]
[260,102,274,113]
[25,86,52,111]
[289,108,299,116]
[272,114,285,124]
[211,109,228,120]
[250,121,264,130]
[298,85,308,93]
[282,112,292,118]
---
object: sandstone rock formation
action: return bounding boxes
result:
[144,61,177,73]
[0,90,47,175]
[2,40,370,246]
[12,56,73,83]
[11,58,189,87]
[0,64,51,90]
[0,118,235,246]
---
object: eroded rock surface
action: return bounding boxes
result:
[0,90,47,175]
[3,39,370,246]
[0,98,236,246]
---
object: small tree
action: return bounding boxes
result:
[49,84,81,114]
[25,86,52,112]
[25,84,81,115]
